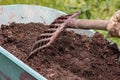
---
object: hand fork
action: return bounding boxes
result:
[26,11,120,60]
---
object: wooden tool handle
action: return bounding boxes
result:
[69,19,109,30]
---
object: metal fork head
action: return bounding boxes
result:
[25,12,80,60]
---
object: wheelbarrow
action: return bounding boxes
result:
[0,4,119,80]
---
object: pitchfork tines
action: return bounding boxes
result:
[25,12,80,60]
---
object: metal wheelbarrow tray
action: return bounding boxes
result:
[0,5,119,80]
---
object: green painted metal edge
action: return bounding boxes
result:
[0,46,47,80]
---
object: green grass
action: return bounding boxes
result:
[0,0,120,46]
